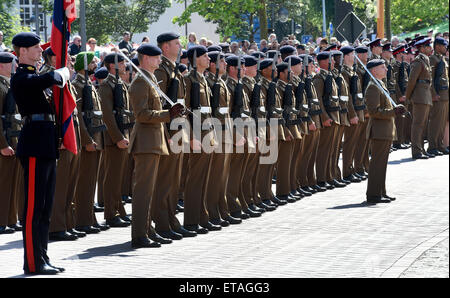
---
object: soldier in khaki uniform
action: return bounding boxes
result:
[98,53,132,227]
[428,37,449,155]
[258,58,289,206]
[39,48,83,241]
[368,39,383,60]
[331,50,350,185]
[297,54,325,194]
[205,51,243,225]
[128,44,184,248]
[365,59,405,204]
[71,52,107,234]
[225,55,262,218]
[391,45,410,150]
[313,52,342,189]
[405,38,434,159]
[354,46,370,180]
[0,52,23,234]
[152,33,195,240]
[183,45,219,234]
[242,55,277,211]
[275,61,299,202]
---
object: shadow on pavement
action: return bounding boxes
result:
[388,157,415,165]
[0,239,22,251]
[64,241,135,260]
[327,201,377,209]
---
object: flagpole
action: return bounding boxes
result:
[58,0,67,147]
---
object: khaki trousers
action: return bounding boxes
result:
[331,125,345,181]
[276,140,294,196]
[50,150,80,232]
[342,123,360,178]
[291,138,304,190]
[74,149,101,227]
[206,152,231,221]
[305,130,320,187]
[132,153,160,239]
[366,139,391,198]
[183,152,212,226]
[316,123,338,183]
[411,103,431,156]
[0,156,23,226]
[428,100,449,151]
[354,120,370,174]
[103,145,128,220]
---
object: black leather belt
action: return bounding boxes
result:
[24,114,55,123]
[310,109,322,116]
[326,106,341,112]
[354,105,366,111]
[339,108,348,114]
[439,85,449,90]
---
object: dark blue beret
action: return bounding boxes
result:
[355,46,369,54]
[340,46,355,55]
[94,67,109,79]
[137,44,162,56]
[317,51,332,61]
[299,54,314,64]
[187,45,208,59]
[207,45,222,53]
[276,62,289,73]
[367,59,385,69]
[266,50,278,59]
[156,32,180,44]
[12,32,41,48]
[279,45,296,55]
[178,63,188,73]
[259,58,273,71]
[250,51,266,59]
[434,37,448,47]
[243,55,257,67]
[284,55,302,66]
[296,44,306,50]
[208,51,224,62]
[104,53,125,63]
[225,55,245,67]
[131,56,140,66]
[219,42,230,49]
[332,50,343,56]
[43,47,55,57]
[0,52,16,63]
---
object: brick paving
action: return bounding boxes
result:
[0,147,448,278]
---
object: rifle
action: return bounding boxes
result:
[323,53,336,111]
[166,47,182,108]
[210,53,221,118]
[231,54,245,119]
[303,55,322,117]
[266,51,283,122]
[283,57,300,126]
[398,55,406,96]
[81,53,106,138]
[1,59,22,145]
[434,57,445,95]
[250,58,266,126]
[350,56,365,111]
[190,49,201,110]
[113,54,134,134]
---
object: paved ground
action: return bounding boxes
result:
[0,147,448,278]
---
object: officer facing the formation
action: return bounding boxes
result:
[0,52,23,235]
[10,32,70,275]
[364,59,405,204]
[128,44,184,248]
[428,37,449,156]
[405,38,434,160]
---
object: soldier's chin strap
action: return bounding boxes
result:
[122,53,194,117]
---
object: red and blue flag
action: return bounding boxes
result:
[51,0,78,155]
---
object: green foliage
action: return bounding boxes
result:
[72,0,171,45]
[0,0,30,47]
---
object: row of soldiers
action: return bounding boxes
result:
[0,32,448,249]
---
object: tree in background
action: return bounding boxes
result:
[0,0,30,47]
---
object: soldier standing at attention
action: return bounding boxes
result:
[11,32,70,275]
[98,53,132,227]
[0,52,23,235]
[128,44,184,248]
[152,33,196,240]
[72,52,107,235]
[365,59,405,204]
[428,37,449,155]
[405,38,434,160]
[368,39,383,60]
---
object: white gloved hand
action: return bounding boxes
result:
[54,67,70,88]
